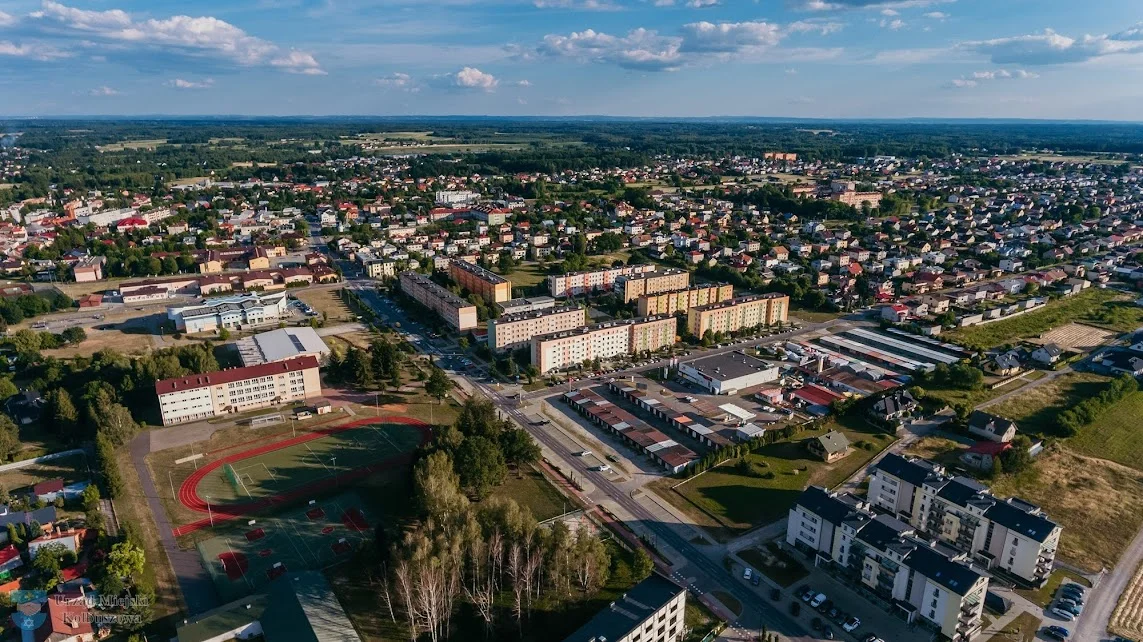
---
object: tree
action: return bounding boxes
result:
[413,450,469,520]
[499,429,541,465]
[31,543,68,590]
[0,415,18,462]
[106,541,146,584]
[425,367,451,405]
[455,436,507,499]
[345,347,373,388]
[0,377,17,400]
[1000,435,1034,475]
[44,388,80,441]
[81,484,100,514]
[61,326,87,344]
[218,327,231,341]
[632,548,655,580]
[94,403,140,447]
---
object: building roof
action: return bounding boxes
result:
[966,441,1012,456]
[790,384,845,407]
[905,543,984,597]
[0,545,20,566]
[562,573,684,642]
[35,596,93,642]
[873,453,944,488]
[968,411,1017,436]
[813,430,850,455]
[237,327,330,367]
[155,355,319,395]
[857,514,913,551]
[795,486,866,528]
[680,351,779,383]
[984,498,1059,543]
[33,479,64,495]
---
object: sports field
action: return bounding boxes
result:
[173,417,427,536]
[198,491,373,602]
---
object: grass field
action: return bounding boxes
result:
[1067,391,1143,470]
[0,453,90,493]
[789,307,845,324]
[500,261,550,293]
[983,611,1041,642]
[660,417,896,538]
[925,371,1044,409]
[986,372,1109,436]
[947,289,1141,350]
[991,448,1143,571]
[295,289,354,324]
[96,138,168,152]
[737,542,808,587]
[497,467,571,521]
[903,436,970,468]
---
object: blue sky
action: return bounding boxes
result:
[1,0,1142,119]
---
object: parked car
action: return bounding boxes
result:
[810,593,827,608]
[1043,625,1070,640]
[1050,607,1076,621]
[861,636,884,642]
[770,588,781,601]
[821,626,834,640]
[1057,600,1082,615]
[811,618,823,631]
[826,605,839,620]
[843,616,861,633]
[590,465,610,472]
[789,602,801,617]
[751,573,761,586]
[576,450,592,457]
[1060,584,1086,599]
[743,568,752,581]
[799,588,814,602]
[817,599,833,614]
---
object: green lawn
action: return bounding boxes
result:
[984,611,1042,642]
[925,373,1041,410]
[499,261,550,293]
[737,543,809,587]
[665,417,896,537]
[986,372,1110,436]
[1016,569,1091,608]
[947,289,1139,350]
[789,307,845,324]
[1067,391,1143,471]
[494,467,572,521]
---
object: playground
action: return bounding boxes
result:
[172,417,428,536]
[197,490,373,602]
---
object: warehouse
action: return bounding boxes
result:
[678,351,780,395]
[236,327,331,367]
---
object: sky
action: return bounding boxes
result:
[1,0,1142,119]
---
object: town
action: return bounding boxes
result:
[0,117,1142,642]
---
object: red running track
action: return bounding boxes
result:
[172,416,428,537]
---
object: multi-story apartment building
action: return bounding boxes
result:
[448,259,511,304]
[617,269,691,303]
[155,356,321,425]
[787,486,988,642]
[686,293,790,338]
[167,292,289,333]
[867,453,1061,587]
[636,283,734,316]
[531,315,675,373]
[562,572,686,642]
[487,306,585,352]
[547,264,657,298]
[398,271,478,331]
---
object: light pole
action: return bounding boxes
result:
[205,495,214,527]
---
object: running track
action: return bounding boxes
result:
[172,417,428,536]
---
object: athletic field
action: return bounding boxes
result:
[173,417,427,536]
[197,491,373,602]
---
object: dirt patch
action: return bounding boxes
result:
[42,325,155,358]
[991,448,1143,571]
[379,403,408,412]
[1027,322,1114,352]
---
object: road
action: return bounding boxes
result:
[1075,529,1135,642]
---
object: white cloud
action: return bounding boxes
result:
[376,72,414,88]
[0,40,70,60]
[450,67,499,90]
[948,68,1039,88]
[29,1,323,74]
[536,28,684,70]
[923,11,948,19]
[961,28,1143,65]
[785,67,798,74]
[787,19,844,35]
[166,77,213,89]
[533,0,622,10]
[686,0,720,7]
[516,79,532,86]
[880,8,898,16]
[879,18,906,30]
[0,11,16,27]
[793,0,953,10]
[87,85,119,96]
[680,20,783,53]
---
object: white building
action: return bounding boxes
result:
[561,573,686,642]
[167,292,289,333]
[155,356,322,425]
[435,190,480,206]
[546,264,657,298]
[677,351,780,395]
[487,306,585,352]
[235,327,331,367]
[531,316,675,374]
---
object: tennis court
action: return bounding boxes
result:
[197,491,373,602]
[173,417,427,536]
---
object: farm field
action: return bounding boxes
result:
[656,418,896,539]
[1066,391,1143,471]
[947,289,1141,350]
[95,138,168,152]
[991,448,1143,571]
[1028,322,1115,351]
[985,371,1109,436]
[1110,559,1143,641]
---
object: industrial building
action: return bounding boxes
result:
[562,388,697,474]
[398,271,478,331]
[636,283,734,317]
[677,351,780,395]
[498,296,556,316]
[448,259,511,304]
[686,293,789,338]
[487,306,585,352]
[155,356,322,425]
[236,327,331,367]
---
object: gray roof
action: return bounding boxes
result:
[680,351,778,383]
[238,327,330,366]
[984,498,1059,543]
[813,430,851,455]
[563,573,684,642]
[905,544,984,596]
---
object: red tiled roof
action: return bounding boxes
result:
[36,596,93,642]
[967,441,1011,456]
[0,545,19,566]
[155,356,319,395]
[792,384,844,407]
[33,480,64,495]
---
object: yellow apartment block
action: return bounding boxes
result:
[687,293,790,338]
[637,283,735,316]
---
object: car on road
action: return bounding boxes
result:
[1043,625,1070,640]
[769,588,781,601]
[810,593,827,608]
[789,602,800,617]
[742,568,752,581]
[606,454,619,463]
[751,573,761,586]
[1050,606,1075,621]
[861,636,885,642]
[821,626,834,639]
[576,451,592,457]
[590,465,610,472]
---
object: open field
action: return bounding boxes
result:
[42,324,155,358]
[991,448,1143,571]
[497,467,571,521]
[346,131,438,141]
[96,138,168,152]
[658,418,896,538]
[983,611,1041,642]
[986,371,1109,436]
[52,277,130,297]
[947,289,1141,350]
[295,288,354,323]
[1110,558,1143,641]
[925,370,1045,409]
[168,175,212,186]
[0,453,90,493]
[1027,322,1115,351]
[903,436,969,468]
[1067,391,1143,471]
[788,307,844,324]
[372,143,528,155]
[737,542,808,587]
[0,183,14,190]
[501,261,549,292]
[1017,568,1091,608]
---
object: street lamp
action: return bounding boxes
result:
[205,494,214,527]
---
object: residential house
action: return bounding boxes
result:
[808,431,851,463]
[967,411,1017,443]
[1030,343,1062,365]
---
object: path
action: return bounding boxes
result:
[1074,527,1143,641]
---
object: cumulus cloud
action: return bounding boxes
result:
[961,27,1143,65]
[680,20,783,53]
[533,0,622,10]
[787,19,844,35]
[449,67,499,90]
[794,0,952,11]
[923,11,948,19]
[27,0,323,74]
[536,28,684,70]
[166,77,213,89]
[948,68,1039,88]
[0,40,71,60]
[686,0,721,7]
[0,11,16,27]
[376,72,415,89]
[87,85,119,96]
[879,18,906,30]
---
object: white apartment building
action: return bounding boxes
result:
[547,264,657,298]
[787,486,989,642]
[867,453,1061,587]
[167,293,289,333]
[562,573,686,642]
[435,190,480,206]
[530,315,675,373]
[155,356,322,425]
[487,306,585,352]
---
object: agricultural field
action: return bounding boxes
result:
[95,138,168,152]
[1066,391,1143,471]
[1028,322,1115,351]
[985,371,1109,436]
[1110,559,1143,641]
[656,418,896,539]
[947,289,1142,350]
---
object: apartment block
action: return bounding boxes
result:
[449,259,511,304]
[617,268,691,303]
[562,572,686,642]
[398,271,478,331]
[155,356,322,426]
[547,264,657,298]
[531,315,675,373]
[636,283,734,316]
[867,453,1061,587]
[787,486,988,642]
[686,293,790,338]
[487,306,585,352]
